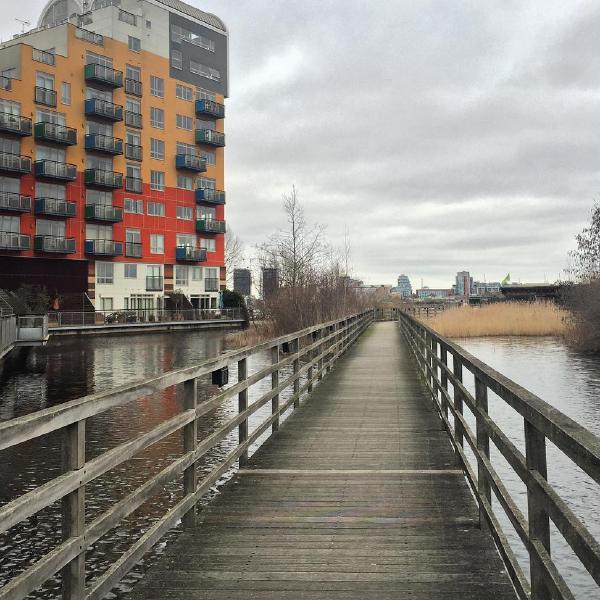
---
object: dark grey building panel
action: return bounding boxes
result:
[233,269,251,296]
[169,12,228,97]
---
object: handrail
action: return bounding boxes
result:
[0,311,373,599]
[400,311,600,600]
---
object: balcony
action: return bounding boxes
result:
[176,154,206,172]
[146,276,163,292]
[125,242,142,258]
[84,62,123,88]
[34,235,76,254]
[34,160,77,182]
[34,87,57,107]
[195,129,225,147]
[176,246,207,262]
[204,278,219,292]
[124,78,142,97]
[196,219,226,234]
[0,191,31,212]
[124,177,142,194]
[0,112,32,136]
[0,232,29,251]
[34,122,77,146]
[85,169,123,189]
[85,239,123,256]
[124,111,142,129]
[84,98,123,121]
[85,204,123,222]
[124,143,142,161]
[0,76,11,91]
[35,197,76,218]
[195,99,225,119]
[85,133,123,155]
[0,153,31,175]
[195,188,225,205]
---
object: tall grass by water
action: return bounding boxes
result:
[423,301,569,338]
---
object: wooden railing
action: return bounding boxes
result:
[400,312,600,600]
[0,311,373,600]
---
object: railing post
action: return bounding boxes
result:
[61,421,85,600]
[307,332,314,393]
[271,345,280,432]
[293,337,300,409]
[452,356,464,449]
[525,421,551,600]
[430,337,439,409]
[475,377,491,529]
[238,357,248,467]
[182,377,198,528]
[317,328,324,381]
[440,346,449,423]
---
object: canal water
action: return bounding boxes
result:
[0,331,598,598]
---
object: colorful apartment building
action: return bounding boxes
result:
[0,0,227,312]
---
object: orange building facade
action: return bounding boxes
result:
[0,0,228,312]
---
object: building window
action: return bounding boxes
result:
[197,176,216,190]
[86,51,112,68]
[119,9,137,26]
[36,109,66,125]
[200,238,216,252]
[97,262,114,284]
[150,234,164,254]
[124,263,137,279]
[150,138,164,160]
[176,205,193,220]
[200,151,216,166]
[150,107,164,129]
[190,61,220,82]
[36,71,54,90]
[170,24,215,52]
[191,267,203,281]
[176,175,193,190]
[150,171,165,191]
[101,297,113,311]
[196,87,216,102]
[125,98,141,114]
[86,223,112,240]
[146,20,152,29]
[128,36,141,52]
[124,198,143,214]
[176,83,193,101]
[61,81,70,105]
[147,201,165,216]
[150,76,164,98]
[126,64,141,81]
[175,265,189,286]
[176,114,193,130]
[171,49,183,70]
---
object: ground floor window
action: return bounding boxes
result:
[100,297,113,311]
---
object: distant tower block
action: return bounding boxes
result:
[261,268,279,299]
[233,268,251,296]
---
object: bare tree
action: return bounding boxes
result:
[225,227,244,287]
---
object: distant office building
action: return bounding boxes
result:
[396,274,412,297]
[261,267,279,299]
[233,269,251,296]
[473,281,501,296]
[455,271,473,298]
[416,287,451,299]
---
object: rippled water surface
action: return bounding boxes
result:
[455,336,600,599]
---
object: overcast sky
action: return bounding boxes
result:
[6,1,598,287]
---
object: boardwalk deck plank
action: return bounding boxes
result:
[127,322,516,600]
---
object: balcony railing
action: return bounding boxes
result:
[75,27,103,46]
[204,277,219,292]
[34,122,77,145]
[176,246,207,262]
[0,191,31,212]
[175,153,207,172]
[85,133,123,155]
[0,153,31,175]
[124,177,143,194]
[0,112,32,136]
[34,86,57,107]
[84,62,123,88]
[85,169,123,189]
[0,231,29,251]
[84,98,123,121]
[195,99,225,119]
[85,204,123,222]
[195,129,225,147]
[195,188,226,205]
[32,49,55,65]
[125,242,142,258]
[196,219,226,234]
[124,111,142,129]
[85,239,123,256]
[34,235,76,253]
[34,197,76,217]
[124,78,142,97]
[34,160,77,181]
[0,76,11,91]
[124,144,142,161]
[146,276,163,292]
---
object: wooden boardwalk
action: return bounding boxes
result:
[128,321,516,599]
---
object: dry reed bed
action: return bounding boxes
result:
[423,302,569,338]
[225,321,275,349]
